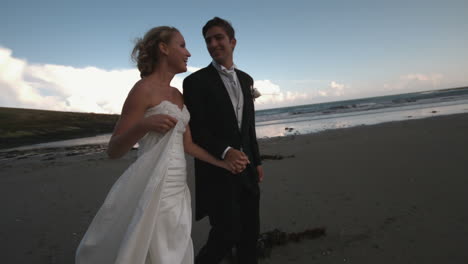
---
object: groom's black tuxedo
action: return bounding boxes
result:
[183,63,261,263]
[183,63,261,220]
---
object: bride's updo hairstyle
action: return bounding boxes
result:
[132,26,179,78]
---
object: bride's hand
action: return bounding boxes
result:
[143,114,178,134]
[221,160,244,174]
[221,160,234,174]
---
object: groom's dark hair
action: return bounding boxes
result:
[202,17,235,40]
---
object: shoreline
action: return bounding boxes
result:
[1,112,468,263]
[2,110,467,157]
[3,95,468,150]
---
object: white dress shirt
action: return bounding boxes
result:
[212,61,244,159]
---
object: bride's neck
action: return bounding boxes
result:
[146,65,175,88]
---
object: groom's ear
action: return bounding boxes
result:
[230,38,237,50]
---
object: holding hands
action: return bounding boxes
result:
[223,148,250,174]
[222,149,264,182]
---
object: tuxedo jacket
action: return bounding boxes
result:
[183,64,262,220]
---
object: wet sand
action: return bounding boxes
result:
[1,113,468,263]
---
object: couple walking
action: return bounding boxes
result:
[76,17,264,264]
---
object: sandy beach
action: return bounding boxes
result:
[1,113,468,263]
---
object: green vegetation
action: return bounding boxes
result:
[0,107,119,149]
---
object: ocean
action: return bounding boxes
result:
[255,86,468,138]
[5,86,468,151]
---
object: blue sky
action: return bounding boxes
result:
[1,0,467,113]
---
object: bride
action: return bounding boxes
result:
[75,26,248,264]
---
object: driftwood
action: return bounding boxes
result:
[260,154,295,160]
[226,227,327,260]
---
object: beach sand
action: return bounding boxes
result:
[1,113,468,263]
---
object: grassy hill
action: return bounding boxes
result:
[0,107,119,149]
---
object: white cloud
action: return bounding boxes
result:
[335,73,451,100]
[0,47,189,114]
[330,81,345,90]
[318,90,328,97]
[402,74,430,81]
[254,80,280,95]
[253,79,351,109]
[317,81,346,97]
[187,66,201,73]
[371,73,446,95]
[5,45,455,113]
[253,73,461,109]
[253,80,310,108]
[0,48,55,110]
[400,73,443,88]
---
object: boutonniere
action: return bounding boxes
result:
[250,85,261,101]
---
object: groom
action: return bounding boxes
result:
[183,17,264,264]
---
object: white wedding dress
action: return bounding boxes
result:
[76,100,193,264]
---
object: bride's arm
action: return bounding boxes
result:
[183,124,236,173]
[107,83,177,159]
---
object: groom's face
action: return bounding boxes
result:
[204,26,236,66]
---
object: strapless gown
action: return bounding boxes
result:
[76,100,193,264]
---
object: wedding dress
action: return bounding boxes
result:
[76,100,193,264]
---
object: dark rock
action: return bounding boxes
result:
[256,227,326,259]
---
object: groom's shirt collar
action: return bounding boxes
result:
[210,59,244,128]
[211,60,237,76]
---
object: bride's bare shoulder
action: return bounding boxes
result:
[171,87,185,104]
[120,79,155,113]
[131,79,153,95]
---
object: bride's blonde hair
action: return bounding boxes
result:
[131,26,179,78]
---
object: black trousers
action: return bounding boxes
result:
[195,173,260,264]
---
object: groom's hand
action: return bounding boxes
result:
[257,165,264,182]
[224,148,250,174]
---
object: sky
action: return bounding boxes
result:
[1,0,467,113]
